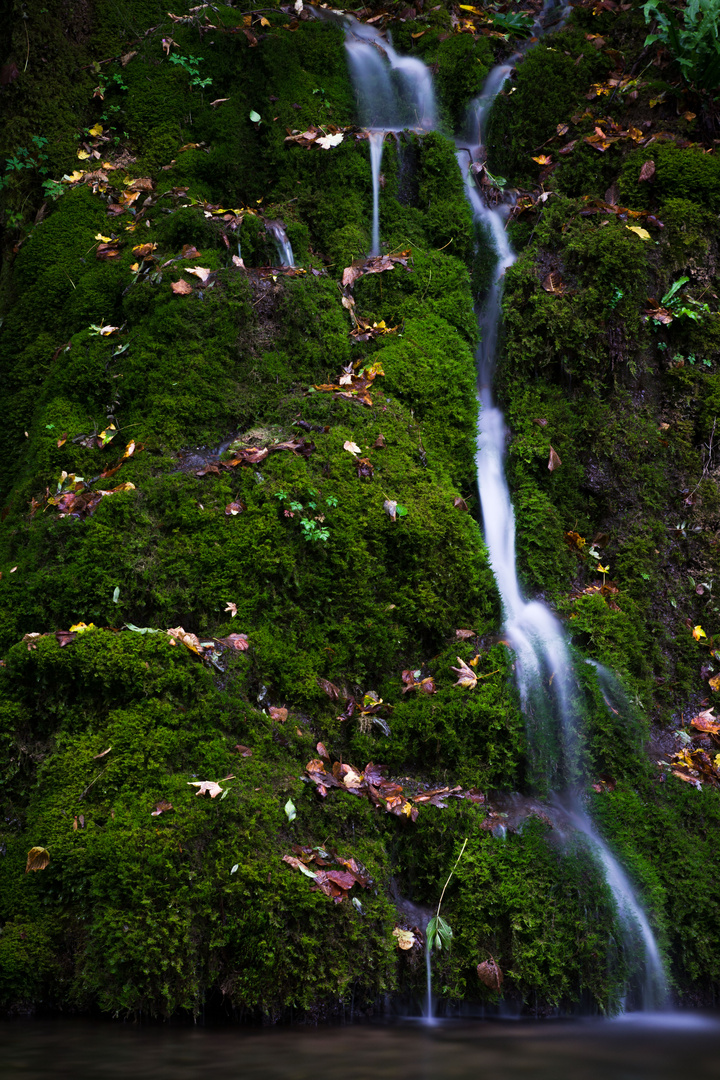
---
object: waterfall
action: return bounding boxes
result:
[344,15,436,255]
[341,4,668,1013]
[265,221,295,267]
[461,21,668,1010]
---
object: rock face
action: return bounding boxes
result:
[0,0,718,1020]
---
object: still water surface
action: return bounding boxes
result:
[3,1014,720,1080]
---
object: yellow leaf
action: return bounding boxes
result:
[95,234,113,242]
[25,847,50,873]
[63,171,85,183]
[709,673,720,691]
[626,225,651,240]
[130,262,140,272]
[532,154,552,166]
[693,625,707,641]
[88,123,104,137]
[77,149,90,160]
[69,622,96,633]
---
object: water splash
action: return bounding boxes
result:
[265,221,295,267]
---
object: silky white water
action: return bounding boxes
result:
[344,15,435,255]
[342,3,667,1014]
[266,221,295,267]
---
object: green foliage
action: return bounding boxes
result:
[168,53,213,90]
[643,0,720,95]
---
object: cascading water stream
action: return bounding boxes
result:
[266,221,295,267]
[344,15,435,255]
[341,4,667,1014]
[462,38,667,1012]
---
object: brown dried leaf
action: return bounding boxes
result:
[151,800,173,816]
[548,446,562,471]
[234,744,253,757]
[317,677,341,701]
[638,160,656,182]
[690,710,720,734]
[217,633,249,651]
[171,279,193,295]
[269,706,288,723]
[477,956,503,991]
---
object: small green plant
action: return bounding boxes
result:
[312,87,333,112]
[643,0,720,96]
[168,53,212,89]
[662,276,711,323]
[489,6,534,36]
[426,837,468,953]
[275,489,334,542]
[0,135,50,194]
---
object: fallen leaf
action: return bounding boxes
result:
[283,854,318,878]
[225,501,245,516]
[451,657,477,690]
[151,800,173,816]
[693,625,707,641]
[224,601,238,618]
[455,629,476,640]
[532,154,552,166]
[344,440,361,455]
[548,446,562,471]
[317,741,330,759]
[167,626,203,654]
[217,633,249,651]
[393,927,416,950]
[25,847,50,873]
[285,798,297,821]
[709,674,720,692]
[638,160,656,182]
[186,266,214,285]
[235,744,253,757]
[316,132,344,149]
[626,225,651,241]
[383,499,397,521]
[542,271,564,295]
[477,957,503,991]
[188,779,231,798]
[690,709,720,734]
[269,706,289,723]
